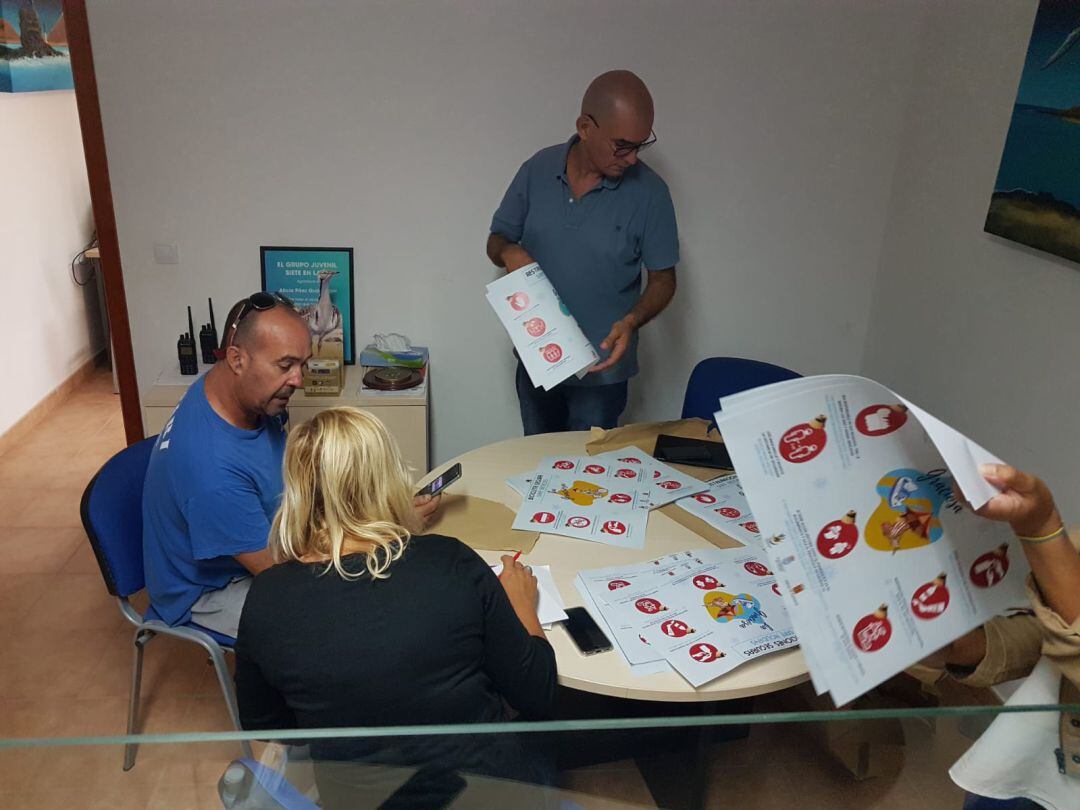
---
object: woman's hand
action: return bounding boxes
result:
[498,554,543,637]
[977,463,1061,539]
[413,493,442,527]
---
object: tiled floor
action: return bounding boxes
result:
[0,370,978,808]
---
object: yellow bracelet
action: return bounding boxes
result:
[1015,525,1066,544]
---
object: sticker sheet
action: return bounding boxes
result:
[486,263,599,390]
[714,374,1030,705]
[675,474,762,546]
[590,448,709,507]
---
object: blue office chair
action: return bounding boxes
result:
[681,357,801,423]
[80,436,252,770]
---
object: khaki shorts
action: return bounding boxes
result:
[190,576,253,639]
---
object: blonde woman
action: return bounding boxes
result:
[234,407,556,781]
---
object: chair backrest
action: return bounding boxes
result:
[681,357,801,422]
[80,436,158,598]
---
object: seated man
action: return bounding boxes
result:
[143,293,439,637]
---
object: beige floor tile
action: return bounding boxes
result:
[0,573,51,623]
[0,627,116,699]
[8,487,86,529]
[0,783,161,810]
[20,573,127,632]
[81,627,213,702]
[147,780,222,810]
[0,488,42,525]
[60,539,106,574]
[0,526,84,574]
[559,760,658,807]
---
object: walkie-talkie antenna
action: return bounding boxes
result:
[187,306,195,342]
[208,298,216,332]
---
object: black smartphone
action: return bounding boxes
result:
[416,463,462,498]
[653,434,734,470]
[564,607,614,656]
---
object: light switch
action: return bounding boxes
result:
[153,243,180,264]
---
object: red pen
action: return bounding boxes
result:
[512,550,523,562]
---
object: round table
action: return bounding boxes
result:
[421,432,809,703]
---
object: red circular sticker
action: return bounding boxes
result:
[741,521,760,534]
[743,561,771,577]
[602,520,628,535]
[541,343,563,363]
[969,546,1010,588]
[609,493,632,504]
[910,576,950,620]
[692,574,720,590]
[566,516,590,529]
[717,506,741,518]
[584,464,606,475]
[531,511,555,525]
[618,457,641,464]
[507,292,530,311]
[694,493,717,505]
[778,417,828,463]
[524,317,547,337]
[852,608,892,653]
[661,619,693,638]
[816,514,859,560]
[553,460,574,470]
[608,579,631,590]
[615,468,638,479]
[688,643,722,663]
[657,480,681,490]
[635,597,665,614]
[856,404,909,437]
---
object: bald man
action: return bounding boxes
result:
[487,70,679,434]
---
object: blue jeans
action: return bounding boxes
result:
[515,363,628,435]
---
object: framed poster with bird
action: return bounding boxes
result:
[260,246,355,364]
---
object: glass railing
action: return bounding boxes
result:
[2,696,1076,808]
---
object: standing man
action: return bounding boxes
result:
[487,70,679,434]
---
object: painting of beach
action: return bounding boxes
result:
[986,0,1080,266]
[1,0,72,93]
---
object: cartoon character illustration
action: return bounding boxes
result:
[864,469,948,553]
[910,573,950,619]
[852,604,893,653]
[556,480,609,507]
[816,510,859,559]
[856,403,909,437]
[703,591,769,628]
[689,643,724,663]
[970,544,1011,588]
[778,415,828,463]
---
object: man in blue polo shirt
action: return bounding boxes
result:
[487,70,679,434]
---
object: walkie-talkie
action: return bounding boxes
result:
[178,306,198,375]
[199,297,219,364]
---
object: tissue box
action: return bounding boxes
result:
[359,345,429,369]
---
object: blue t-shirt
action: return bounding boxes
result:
[142,376,287,627]
[490,136,679,386]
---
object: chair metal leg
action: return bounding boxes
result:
[123,630,153,771]
[208,644,254,759]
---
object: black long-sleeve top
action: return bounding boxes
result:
[235,534,558,777]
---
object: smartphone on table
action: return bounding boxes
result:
[416,462,462,499]
[564,607,614,656]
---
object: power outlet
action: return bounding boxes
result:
[153,243,180,264]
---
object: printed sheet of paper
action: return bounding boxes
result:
[511,464,651,548]
[675,474,762,547]
[589,448,709,507]
[487,263,599,390]
[577,548,795,687]
[714,374,1030,705]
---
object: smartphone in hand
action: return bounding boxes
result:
[416,462,462,499]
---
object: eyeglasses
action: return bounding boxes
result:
[222,291,295,351]
[586,114,657,158]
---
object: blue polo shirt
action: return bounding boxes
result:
[490,135,679,386]
[142,376,287,627]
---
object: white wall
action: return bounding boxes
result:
[85,0,925,466]
[0,91,100,437]
[862,0,1080,502]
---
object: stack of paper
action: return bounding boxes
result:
[575,547,797,686]
[490,563,568,629]
[486,264,599,390]
[505,451,709,548]
[714,374,1030,705]
[675,473,762,547]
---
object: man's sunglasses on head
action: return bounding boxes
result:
[218,291,295,355]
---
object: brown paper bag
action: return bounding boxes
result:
[426,494,539,553]
[585,418,723,458]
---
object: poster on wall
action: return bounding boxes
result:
[985,0,1080,267]
[261,247,355,364]
[1,0,73,93]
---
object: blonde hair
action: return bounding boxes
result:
[271,407,422,580]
